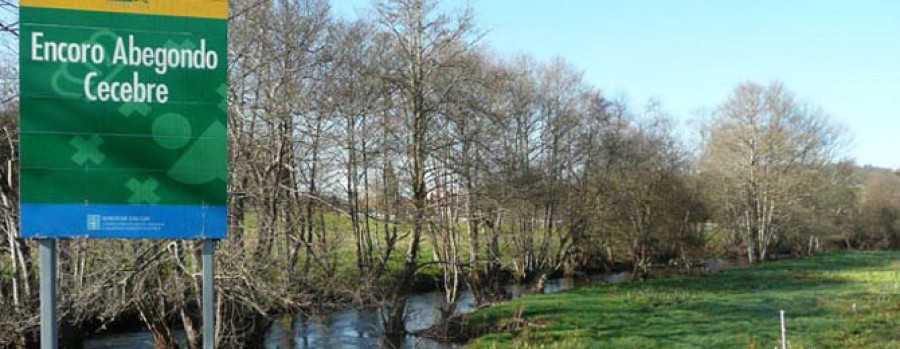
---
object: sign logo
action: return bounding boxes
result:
[87,215,101,231]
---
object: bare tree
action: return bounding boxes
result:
[701,81,848,263]
[594,103,704,277]
[0,40,29,346]
[0,1,17,38]
[371,0,478,341]
[858,170,900,248]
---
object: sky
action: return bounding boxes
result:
[333,0,900,169]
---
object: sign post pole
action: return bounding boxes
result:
[202,240,215,349]
[39,239,57,349]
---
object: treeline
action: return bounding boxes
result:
[0,0,898,348]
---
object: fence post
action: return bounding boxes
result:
[780,309,787,349]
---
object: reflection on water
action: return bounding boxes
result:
[264,289,477,349]
[85,271,637,348]
[268,275,623,349]
[84,330,186,349]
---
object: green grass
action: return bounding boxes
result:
[465,251,900,349]
[238,211,579,283]
[238,211,460,281]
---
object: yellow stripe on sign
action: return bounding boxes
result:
[20,0,228,19]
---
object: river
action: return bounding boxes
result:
[83,258,750,348]
[83,271,633,349]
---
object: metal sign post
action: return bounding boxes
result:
[39,239,57,349]
[202,240,215,349]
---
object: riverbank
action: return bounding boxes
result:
[85,273,616,348]
[461,251,900,348]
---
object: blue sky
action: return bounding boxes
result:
[334,0,900,168]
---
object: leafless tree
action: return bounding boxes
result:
[593,103,704,277]
[701,81,848,263]
[0,1,17,38]
[0,38,28,346]
[371,0,479,341]
[858,170,900,248]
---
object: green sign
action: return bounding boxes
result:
[20,0,228,239]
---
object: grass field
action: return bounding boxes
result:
[464,251,900,349]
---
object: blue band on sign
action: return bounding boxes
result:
[21,204,227,239]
